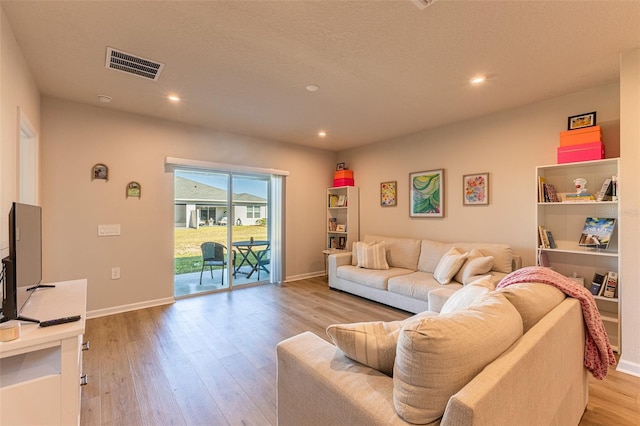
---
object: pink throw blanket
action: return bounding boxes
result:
[498,266,616,380]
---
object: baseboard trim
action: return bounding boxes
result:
[284,271,326,282]
[616,358,640,378]
[87,297,175,319]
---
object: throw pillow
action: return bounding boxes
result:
[326,320,403,376]
[433,248,468,284]
[498,282,566,332]
[356,242,389,270]
[454,255,494,285]
[326,311,438,377]
[393,292,523,424]
[439,275,492,314]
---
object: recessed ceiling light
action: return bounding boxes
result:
[306,85,320,92]
[318,131,327,137]
[97,94,112,103]
[470,75,486,85]
[168,94,181,102]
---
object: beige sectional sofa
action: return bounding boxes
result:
[277,283,589,425]
[328,235,521,313]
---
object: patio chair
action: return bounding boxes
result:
[200,242,228,285]
[255,247,270,281]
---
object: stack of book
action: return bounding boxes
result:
[595,175,619,202]
[589,271,618,298]
[538,225,557,249]
[563,192,595,202]
[537,177,561,203]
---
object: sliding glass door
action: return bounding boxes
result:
[173,170,271,297]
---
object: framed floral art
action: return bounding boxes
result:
[380,181,397,207]
[463,173,489,205]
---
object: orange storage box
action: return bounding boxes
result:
[557,141,605,164]
[334,170,354,180]
[559,126,602,146]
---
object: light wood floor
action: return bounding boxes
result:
[80,277,640,425]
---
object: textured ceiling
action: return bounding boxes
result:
[2,1,639,151]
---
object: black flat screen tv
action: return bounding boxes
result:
[1,202,43,323]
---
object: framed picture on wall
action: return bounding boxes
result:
[91,163,109,181]
[463,173,489,205]
[409,169,444,218]
[380,181,397,207]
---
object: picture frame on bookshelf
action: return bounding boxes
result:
[462,173,489,205]
[567,111,596,130]
[338,236,346,250]
[410,169,444,218]
[336,224,346,232]
[578,217,616,250]
[380,181,397,207]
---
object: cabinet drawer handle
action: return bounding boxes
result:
[82,341,90,351]
[80,374,88,386]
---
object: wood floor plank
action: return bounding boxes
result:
[80,278,640,426]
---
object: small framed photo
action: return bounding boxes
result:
[336,224,346,232]
[410,169,444,218]
[92,163,108,181]
[463,173,489,205]
[568,111,596,130]
[380,181,397,207]
[126,181,141,198]
[336,162,346,171]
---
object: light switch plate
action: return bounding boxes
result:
[98,224,121,236]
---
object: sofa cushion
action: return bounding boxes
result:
[433,248,468,284]
[417,239,453,273]
[454,242,513,274]
[440,275,492,314]
[364,235,421,271]
[387,271,457,302]
[355,241,389,270]
[336,265,411,290]
[454,250,494,285]
[498,282,566,332]
[393,292,523,424]
[325,311,438,377]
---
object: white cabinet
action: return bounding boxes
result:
[0,279,87,425]
[536,159,620,351]
[327,186,359,252]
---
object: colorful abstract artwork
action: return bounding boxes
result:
[463,173,489,205]
[410,169,443,217]
[380,181,397,207]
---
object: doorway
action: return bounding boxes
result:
[173,170,271,297]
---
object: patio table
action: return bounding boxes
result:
[232,240,270,278]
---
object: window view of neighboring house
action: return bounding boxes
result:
[174,175,267,228]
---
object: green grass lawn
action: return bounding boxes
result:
[174,225,268,274]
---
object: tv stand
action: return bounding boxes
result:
[0,279,87,425]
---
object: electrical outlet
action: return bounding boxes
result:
[111,267,120,280]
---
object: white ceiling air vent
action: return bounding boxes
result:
[105,47,164,81]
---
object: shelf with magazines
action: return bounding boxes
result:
[536,158,620,352]
[327,186,359,251]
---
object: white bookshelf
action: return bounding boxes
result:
[327,186,359,252]
[536,158,620,352]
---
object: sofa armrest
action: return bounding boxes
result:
[328,252,352,288]
[277,331,405,426]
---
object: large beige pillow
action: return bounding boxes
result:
[356,241,389,270]
[454,249,494,284]
[326,311,437,376]
[433,248,468,284]
[439,275,492,314]
[393,292,523,424]
[498,282,566,332]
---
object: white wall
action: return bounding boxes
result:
[0,8,41,257]
[619,48,640,377]
[338,84,620,268]
[40,98,336,313]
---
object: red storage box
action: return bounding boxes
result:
[559,126,602,146]
[333,178,354,187]
[557,141,605,164]
[334,170,354,180]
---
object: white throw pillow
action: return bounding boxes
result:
[455,255,494,284]
[439,275,492,314]
[433,248,468,284]
[393,292,524,424]
[356,241,389,270]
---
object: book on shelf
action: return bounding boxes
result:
[537,176,546,202]
[562,193,595,202]
[538,225,550,249]
[590,272,606,296]
[602,271,618,298]
[328,194,339,207]
[611,174,619,201]
[578,217,616,249]
[543,183,560,203]
[328,218,337,231]
[596,178,612,202]
[337,195,347,207]
[545,229,557,249]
